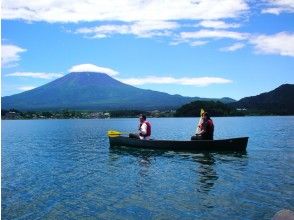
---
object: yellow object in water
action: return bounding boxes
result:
[107,130,128,137]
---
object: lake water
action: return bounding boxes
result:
[2,117,294,219]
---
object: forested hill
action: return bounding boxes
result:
[174,101,243,117]
[230,84,294,115]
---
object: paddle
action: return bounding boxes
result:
[196,108,205,134]
[107,130,128,137]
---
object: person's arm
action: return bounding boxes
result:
[140,123,147,136]
[199,129,205,135]
[138,123,142,131]
[199,122,207,135]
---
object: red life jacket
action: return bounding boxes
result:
[204,119,214,139]
[140,121,151,137]
[207,119,214,133]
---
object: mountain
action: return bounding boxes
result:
[230,84,294,115]
[175,100,243,117]
[217,97,236,104]
[2,72,233,111]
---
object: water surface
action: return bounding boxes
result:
[2,117,294,219]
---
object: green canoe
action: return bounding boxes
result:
[109,136,249,152]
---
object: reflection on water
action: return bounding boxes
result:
[195,153,218,193]
[109,147,248,194]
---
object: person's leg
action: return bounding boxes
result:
[191,136,196,140]
[203,134,213,140]
[129,133,140,139]
[191,135,202,140]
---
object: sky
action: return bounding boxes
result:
[1,0,294,100]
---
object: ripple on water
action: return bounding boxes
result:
[2,117,294,219]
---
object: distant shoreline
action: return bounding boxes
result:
[2,114,293,121]
[2,101,294,120]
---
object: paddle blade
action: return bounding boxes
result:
[108,134,121,137]
[107,130,122,136]
[107,130,129,137]
[200,108,205,116]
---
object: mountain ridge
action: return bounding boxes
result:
[2,72,235,111]
[230,84,294,115]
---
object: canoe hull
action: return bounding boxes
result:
[109,136,248,152]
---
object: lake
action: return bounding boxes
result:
[2,117,294,219]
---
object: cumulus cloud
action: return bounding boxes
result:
[2,44,26,67]
[18,86,36,91]
[6,72,64,79]
[180,29,248,40]
[2,0,248,23]
[118,76,232,86]
[250,32,294,56]
[69,64,119,76]
[198,20,240,29]
[76,21,179,38]
[262,0,294,15]
[220,42,245,51]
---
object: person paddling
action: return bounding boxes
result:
[191,112,214,140]
[129,114,151,140]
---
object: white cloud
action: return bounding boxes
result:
[198,20,240,29]
[76,21,179,38]
[6,72,64,79]
[131,20,179,38]
[220,42,245,51]
[262,0,294,15]
[2,0,251,51]
[69,64,119,76]
[250,32,294,56]
[190,40,208,46]
[180,29,248,40]
[18,86,36,91]
[118,76,232,86]
[2,0,248,23]
[76,25,130,38]
[1,44,26,67]
[169,38,208,46]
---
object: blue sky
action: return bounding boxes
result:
[1,0,294,100]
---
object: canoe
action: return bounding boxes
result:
[109,136,249,152]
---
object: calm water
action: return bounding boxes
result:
[2,117,294,219]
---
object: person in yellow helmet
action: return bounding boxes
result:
[191,112,214,140]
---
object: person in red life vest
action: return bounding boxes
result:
[191,112,214,140]
[129,114,151,140]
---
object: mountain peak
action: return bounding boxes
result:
[68,71,112,78]
[70,71,111,76]
[275,83,293,90]
[61,71,124,87]
[2,72,196,110]
[68,64,119,76]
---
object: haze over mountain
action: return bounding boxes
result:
[230,84,294,115]
[2,72,234,111]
